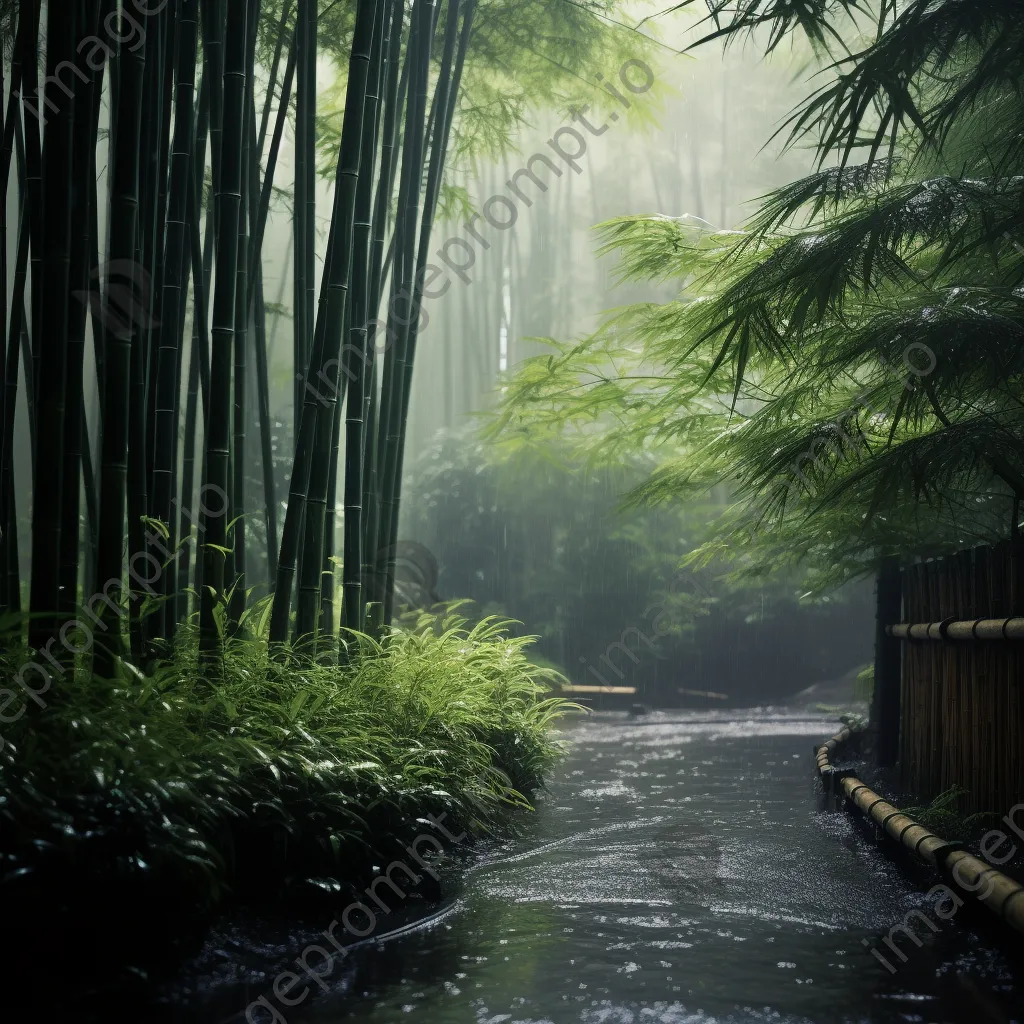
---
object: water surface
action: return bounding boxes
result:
[278,709,1023,1023]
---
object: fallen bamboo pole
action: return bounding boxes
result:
[678,687,729,701]
[815,723,1024,935]
[886,617,1024,640]
[560,684,636,695]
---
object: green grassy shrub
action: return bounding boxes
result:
[0,613,575,935]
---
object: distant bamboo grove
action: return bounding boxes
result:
[0,0,493,667]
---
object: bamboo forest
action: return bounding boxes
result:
[4,0,1024,1019]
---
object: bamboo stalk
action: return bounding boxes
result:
[228,3,263,631]
[336,0,391,636]
[144,4,178,488]
[247,22,296,589]
[177,138,215,623]
[57,0,104,625]
[0,98,30,616]
[293,0,381,646]
[152,0,199,645]
[0,6,25,591]
[373,0,436,627]
[22,0,42,433]
[269,0,377,645]
[320,301,348,639]
[361,0,406,615]
[28,3,79,649]
[252,264,278,582]
[292,0,316,447]
[125,11,174,663]
[378,0,474,625]
[199,0,249,655]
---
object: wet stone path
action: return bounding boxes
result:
[274,709,1023,1023]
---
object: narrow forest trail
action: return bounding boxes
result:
[284,709,1022,1024]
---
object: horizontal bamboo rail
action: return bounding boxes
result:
[886,617,1024,641]
[815,724,1024,936]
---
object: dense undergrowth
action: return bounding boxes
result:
[0,613,574,949]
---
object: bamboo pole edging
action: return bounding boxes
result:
[886,617,1024,641]
[815,723,1024,935]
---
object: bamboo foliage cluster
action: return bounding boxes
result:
[496,0,1024,586]
[1,0,634,669]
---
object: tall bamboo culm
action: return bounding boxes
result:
[27,3,78,650]
[153,0,199,645]
[199,0,249,654]
[337,0,392,637]
[294,0,381,646]
[375,0,474,626]
[271,0,384,647]
[372,0,435,628]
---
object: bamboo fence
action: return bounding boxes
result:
[815,723,1024,935]
[896,542,1024,814]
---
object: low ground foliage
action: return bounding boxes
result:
[0,613,573,930]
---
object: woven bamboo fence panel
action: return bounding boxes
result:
[899,542,1024,814]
